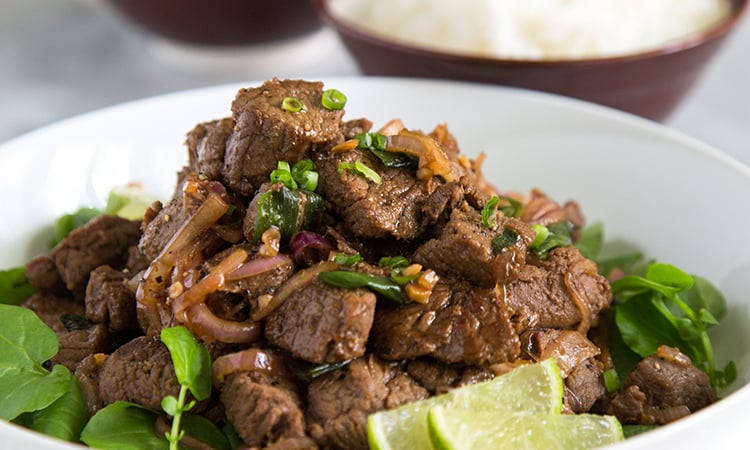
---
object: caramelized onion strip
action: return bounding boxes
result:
[184,303,261,344]
[225,254,291,281]
[386,130,457,182]
[212,348,290,387]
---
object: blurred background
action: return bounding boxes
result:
[1,0,748,163]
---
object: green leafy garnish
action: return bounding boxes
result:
[528,221,573,259]
[334,252,362,266]
[281,96,304,113]
[290,159,319,192]
[378,256,420,285]
[253,186,324,243]
[491,229,520,254]
[355,132,415,168]
[481,196,500,229]
[318,270,409,304]
[81,402,170,449]
[612,263,735,389]
[338,160,382,185]
[160,326,212,450]
[0,267,36,305]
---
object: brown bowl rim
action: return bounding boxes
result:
[313,0,749,68]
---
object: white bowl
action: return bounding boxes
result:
[1,77,748,449]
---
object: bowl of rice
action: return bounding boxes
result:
[313,0,748,121]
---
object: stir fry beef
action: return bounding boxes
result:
[98,336,184,411]
[412,204,534,287]
[19,80,724,449]
[521,329,606,412]
[507,245,611,332]
[265,269,376,364]
[85,265,139,332]
[25,254,68,295]
[314,146,432,240]
[52,323,112,371]
[222,79,345,196]
[374,279,520,366]
[221,370,309,448]
[601,346,716,425]
[50,214,141,298]
[306,355,429,450]
[23,292,84,334]
[186,117,236,181]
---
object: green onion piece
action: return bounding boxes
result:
[338,161,382,184]
[270,161,298,190]
[529,221,573,259]
[530,224,550,248]
[318,270,409,304]
[356,132,415,168]
[491,229,520,254]
[481,196,500,228]
[321,88,347,110]
[390,271,420,285]
[378,256,410,269]
[307,360,352,378]
[281,96,304,113]
[334,252,362,266]
[296,170,318,192]
[253,186,300,243]
[498,196,523,218]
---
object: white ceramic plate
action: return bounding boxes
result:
[1,77,749,449]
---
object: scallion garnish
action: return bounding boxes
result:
[270,161,298,190]
[528,221,573,259]
[281,96,304,113]
[334,252,363,266]
[291,159,319,191]
[482,196,500,228]
[321,88,347,110]
[318,270,409,304]
[355,132,415,168]
[338,161,382,184]
[491,229,520,254]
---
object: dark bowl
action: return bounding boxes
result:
[107,0,323,46]
[313,0,748,121]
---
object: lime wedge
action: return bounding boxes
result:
[428,406,623,450]
[367,359,564,450]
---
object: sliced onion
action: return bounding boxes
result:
[184,302,261,344]
[212,348,290,387]
[252,261,339,321]
[289,231,335,267]
[386,130,457,182]
[225,253,292,281]
[136,193,230,335]
[376,118,405,136]
[172,248,248,319]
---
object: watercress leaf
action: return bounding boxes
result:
[698,308,719,327]
[645,263,694,291]
[29,366,88,442]
[161,395,179,417]
[679,275,726,321]
[615,293,683,358]
[182,415,232,450]
[674,316,704,341]
[575,222,604,260]
[0,268,36,305]
[596,252,644,278]
[160,326,211,401]
[0,304,59,365]
[80,401,169,450]
[605,309,644,384]
[0,364,69,421]
[611,274,681,299]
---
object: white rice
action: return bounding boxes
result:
[328,0,732,60]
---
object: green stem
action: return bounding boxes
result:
[168,385,189,450]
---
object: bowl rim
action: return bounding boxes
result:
[313,0,749,67]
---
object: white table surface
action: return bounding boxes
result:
[1,0,748,165]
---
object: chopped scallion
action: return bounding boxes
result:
[321,89,347,110]
[281,96,304,113]
[338,161,382,184]
[481,196,500,228]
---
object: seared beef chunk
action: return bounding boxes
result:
[223,78,344,196]
[25,255,67,295]
[138,172,231,262]
[98,336,182,411]
[202,244,295,298]
[23,292,84,334]
[306,355,428,450]
[52,323,112,371]
[374,279,520,366]
[602,346,716,425]
[265,267,376,364]
[186,117,235,181]
[340,117,373,139]
[412,204,534,287]
[507,245,611,332]
[564,358,606,413]
[85,265,139,332]
[221,371,308,448]
[406,359,493,395]
[74,353,107,416]
[314,147,432,240]
[50,215,141,298]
